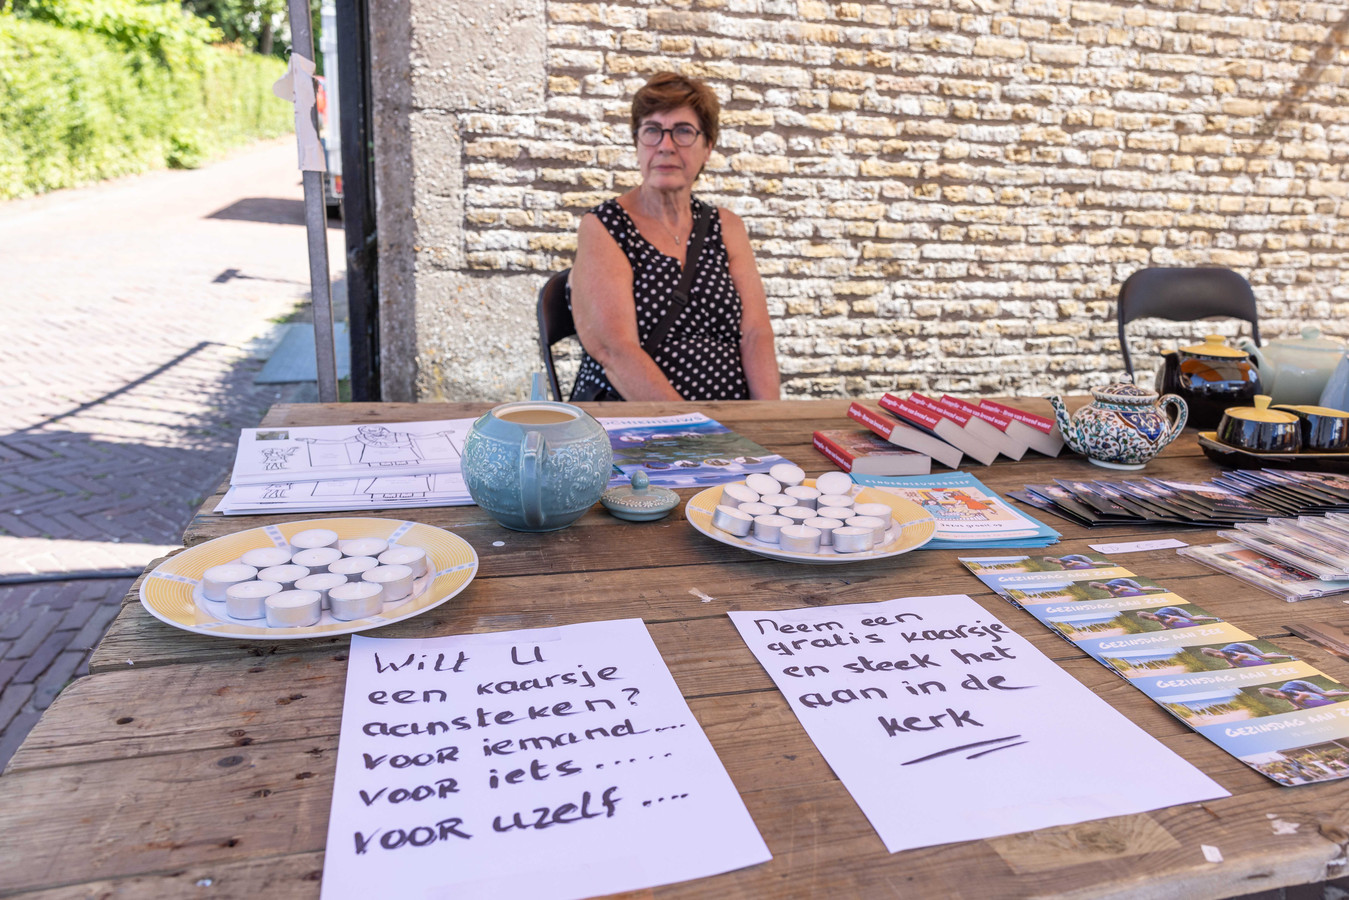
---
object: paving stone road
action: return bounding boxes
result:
[0,139,345,768]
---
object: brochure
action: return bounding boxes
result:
[960,553,1349,785]
[851,472,1060,548]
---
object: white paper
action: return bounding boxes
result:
[215,473,472,515]
[321,620,770,900]
[230,419,472,486]
[1090,539,1189,555]
[728,595,1228,854]
[272,54,327,172]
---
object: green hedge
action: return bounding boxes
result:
[0,13,293,199]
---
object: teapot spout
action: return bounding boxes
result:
[1237,337,1267,381]
[1047,395,1086,456]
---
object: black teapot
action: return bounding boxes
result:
[1156,334,1262,429]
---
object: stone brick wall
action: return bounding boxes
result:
[372,0,1349,402]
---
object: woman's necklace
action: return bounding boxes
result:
[642,196,690,247]
[656,213,688,246]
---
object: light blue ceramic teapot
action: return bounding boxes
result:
[462,400,613,532]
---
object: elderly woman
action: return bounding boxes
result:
[567,73,781,401]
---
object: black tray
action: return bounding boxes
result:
[1197,432,1349,473]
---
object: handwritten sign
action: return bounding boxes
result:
[321,619,770,899]
[728,595,1228,853]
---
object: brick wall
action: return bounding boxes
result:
[375,0,1349,401]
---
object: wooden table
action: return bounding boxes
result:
[4,399,1349,898]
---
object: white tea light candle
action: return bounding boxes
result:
[329,581,384,621]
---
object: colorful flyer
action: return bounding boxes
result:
[965,561,1141,609]
[960,552,1119,575]
[597,413,783,489]
[1035,598,1226,643]
[1075,623,1257,675]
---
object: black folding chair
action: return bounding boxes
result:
[1116,267,1262,377]
[536,268,574,401]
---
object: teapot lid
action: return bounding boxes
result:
[1264,326,1346,354]
[600,471,680,522]
[1090,376,1158,404]
[1178,333,1248,359]
[1227,395,1298,424]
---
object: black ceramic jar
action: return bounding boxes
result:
[1273,404,1349,452]
[1216,396,1301,453]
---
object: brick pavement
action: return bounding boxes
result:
[0,139,344,771]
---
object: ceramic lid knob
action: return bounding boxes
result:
[601,471,681,521]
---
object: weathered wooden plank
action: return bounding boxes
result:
[0,852,327,899]
[1,706,1337,899]
[94,535,1336,684]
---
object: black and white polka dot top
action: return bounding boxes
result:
[568,197,750,401]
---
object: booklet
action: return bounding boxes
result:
[851,472,1060,548]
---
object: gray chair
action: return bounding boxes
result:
[536,268,574,401]
[1116,267,1261,377]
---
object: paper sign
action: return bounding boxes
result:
[321,619,770,899]
[728,596,1228,853]
[272,53,327,172]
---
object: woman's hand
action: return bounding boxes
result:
[570,213,684,400]
[721,210,781,400]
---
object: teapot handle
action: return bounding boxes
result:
[520,430,546,529]
[1158,393,1189,444]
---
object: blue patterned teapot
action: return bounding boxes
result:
[462,401,613,532]
[1048,379,1188,470]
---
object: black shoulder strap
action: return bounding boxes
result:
[641,203,715,356]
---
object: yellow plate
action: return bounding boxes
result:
[139,517,478,639]
[686,481,935,564]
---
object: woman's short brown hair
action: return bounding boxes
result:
[630,73,720,147]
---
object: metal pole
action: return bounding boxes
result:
[288,0,339,402]
[336,0,379,400]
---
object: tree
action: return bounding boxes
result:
[180,0,286,56]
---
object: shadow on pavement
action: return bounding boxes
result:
[207,197,344,228]
[207,196,307,225]
[0,354,296,548]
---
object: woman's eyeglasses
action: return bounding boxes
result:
[637,123,703,147]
